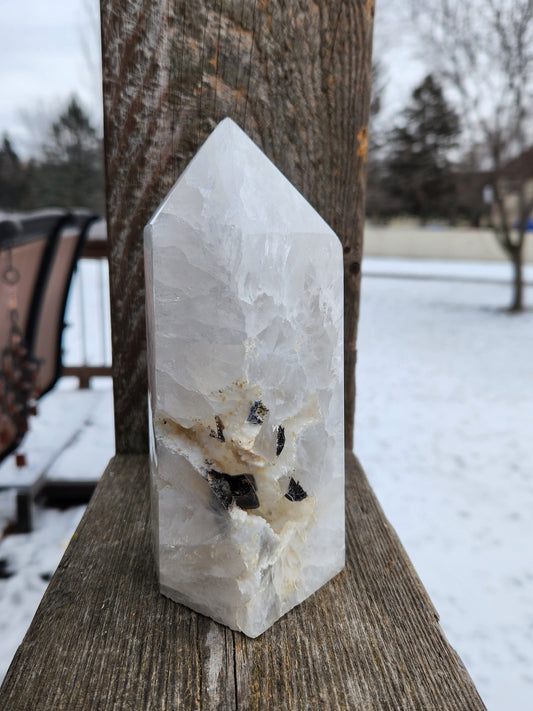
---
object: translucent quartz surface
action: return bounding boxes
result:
[144,118,344,637]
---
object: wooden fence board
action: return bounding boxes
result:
[102,0,373,453]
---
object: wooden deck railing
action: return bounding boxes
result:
[0,452,485,710]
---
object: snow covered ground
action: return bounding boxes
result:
[0,257,114,683]
[356,258,533,711]
[0,378,114,683]
[0,257,532,710]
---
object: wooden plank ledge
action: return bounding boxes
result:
[0,452,486,710]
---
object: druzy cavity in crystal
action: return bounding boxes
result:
[144,118,344,638]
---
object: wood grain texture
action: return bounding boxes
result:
[101,0,373,453]
[0,453,486,710]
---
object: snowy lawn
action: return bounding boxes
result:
[356,258,533,711]
[0,503,87,680]
[0,378,114,683]
[0,257,112,684]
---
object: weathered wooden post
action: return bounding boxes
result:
[102,0,370,452]
[0,2,487,709]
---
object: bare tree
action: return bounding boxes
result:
[411,0,533,311]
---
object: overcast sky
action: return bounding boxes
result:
[0,0,102,154]
[0,0,423,157]
[373,0,426,120]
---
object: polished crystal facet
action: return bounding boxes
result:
[144,118,344,637]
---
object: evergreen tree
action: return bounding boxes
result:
[0,136,27,210]
[26,97,105,214]
[385,75,460,221]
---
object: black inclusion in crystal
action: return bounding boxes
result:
[207,471,233,508]
[285,477,307,502]
[207,470,260,510]
[276,425,285,456]
[229,474,260,509]
[214,415,225,442]
[246,400,268,424]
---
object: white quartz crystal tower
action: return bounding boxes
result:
[144,118,344,637]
